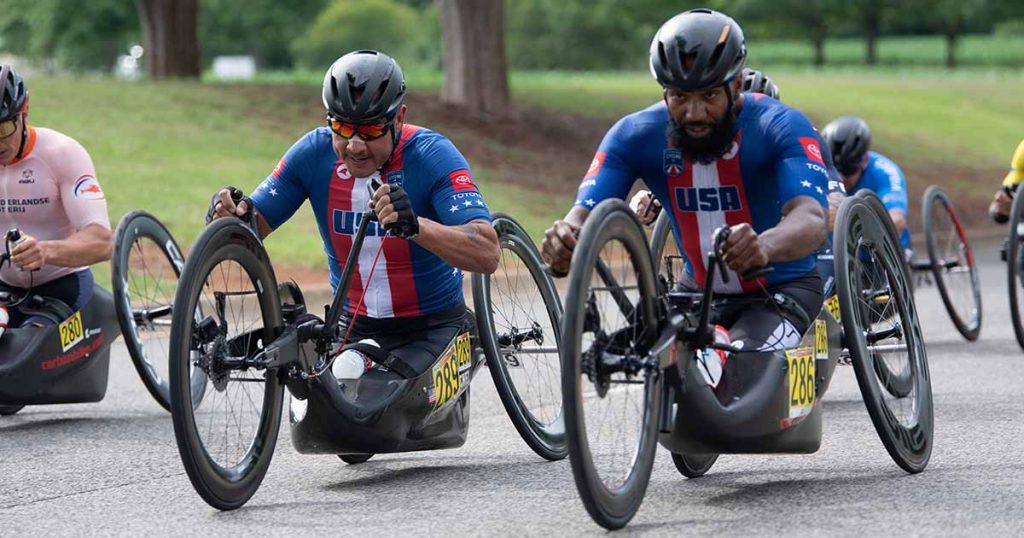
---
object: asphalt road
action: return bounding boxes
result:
[2,237,1024,536]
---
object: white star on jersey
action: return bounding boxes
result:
[801,180,812,188]
[268,188,278,197]
[449,205,459,213]
[816,186,824,194]
[585,198,596,207]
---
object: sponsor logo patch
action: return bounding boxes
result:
[72,176,104,200]
[386,170,404,187]
[336,163,352,181]
[663,149,683,175]
[799,137,825,165]
[586,152,606,178]
[449,169,475,192]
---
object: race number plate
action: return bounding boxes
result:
[825,295,840,321]
[786,346,815,420]
[815,319,828,359]
[59,311,85,352]
[430,332,473,409]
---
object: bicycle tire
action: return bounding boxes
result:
[835,196,933,473]
[922,186,981,341]
[1007,189,1024,350]
[562,199,661,530]
[472,213,566,461]
[112,210,204,411]
[169,218,285,510]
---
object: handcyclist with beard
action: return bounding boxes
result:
[542,9,829,352]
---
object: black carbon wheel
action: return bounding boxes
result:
[472,213,566,461]
[670,453,718,478]
[113,210,205,411]
[835,196,932,474]
[169,218,285,510]
[562,199,662,530]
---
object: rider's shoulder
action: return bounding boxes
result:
[866,151,904,176]
[31,127,91,161]
[604,102,667,143]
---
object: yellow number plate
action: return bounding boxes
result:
[815,319,828,359]
[58,311,85,352]
[825,295,840,321]
[430,332,473,409]
[786,346,815,419]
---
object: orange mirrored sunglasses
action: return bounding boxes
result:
[326,115,391,141]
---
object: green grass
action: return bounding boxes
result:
[506,69,1023,174]
[750,34,1024,68]
[26,74,564,276]
[24,67,1022,281]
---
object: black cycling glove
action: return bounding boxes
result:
[380,184,419,239]
[205,186,254,224]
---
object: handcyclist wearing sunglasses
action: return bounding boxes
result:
[542,10,829,353]
[0,64,112,341]
[207,50,499,380]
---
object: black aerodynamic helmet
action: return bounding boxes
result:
[649,9,747,91]
[822,116,871,175]
[322,50,406,124]
[0,65,28,122]
[741,68,779,100]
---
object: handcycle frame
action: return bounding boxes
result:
[0,229,121,409]
[564,196,931,529]
[195,205,482,455]
[620,228,843,454]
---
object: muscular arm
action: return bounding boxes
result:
[759,195,827,262]
[42,223,112,267]
[414,218,500,274]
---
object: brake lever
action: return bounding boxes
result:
[712,226,731,284]
[365,176,384,223]
[227,187,255,223]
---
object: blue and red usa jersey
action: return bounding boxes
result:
[575,94,829,293]
[848,151,910,248]
[250,124,491,319]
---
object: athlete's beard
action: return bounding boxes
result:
[667,111,738,164]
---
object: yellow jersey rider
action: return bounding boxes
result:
[989,139,1024,223]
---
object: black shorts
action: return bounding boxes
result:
[341,303,469,379]
[0,269,94,327]
[682,271,823,352]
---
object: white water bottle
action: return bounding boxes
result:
[0,305,8,341]
[332,339,378,380]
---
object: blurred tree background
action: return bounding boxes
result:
[1,0,1022,75]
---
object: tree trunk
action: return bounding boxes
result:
[438,0,509,116]
[812,35,826,67]
[864,12,879,65]
[944,30,957,69]
[135,0,200,79]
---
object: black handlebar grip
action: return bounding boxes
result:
[6,229,21,243]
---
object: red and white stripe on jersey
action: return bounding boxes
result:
[380,131,421,317]
[326,127,423,319]
[666,132,765,294]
